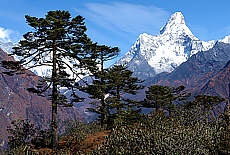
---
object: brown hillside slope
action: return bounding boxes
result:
[198,60,230,98]
[0,48,82,149]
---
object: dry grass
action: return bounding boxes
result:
[58,130,110,154]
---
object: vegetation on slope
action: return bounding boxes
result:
[2,90,230,155]
[1,9,230,155]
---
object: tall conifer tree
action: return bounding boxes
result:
[143,85,189,115]
[2,10,94,151]
[80,45,119,127]
[105,65,143,125]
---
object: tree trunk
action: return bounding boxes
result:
[117,87,121,114]
[100,58,105,127]
[51,39,58,152]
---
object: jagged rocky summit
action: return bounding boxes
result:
[115,12,219,79]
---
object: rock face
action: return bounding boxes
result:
[0,48,83,149]
[115,12,215,79]
[155,42,230,87]
[198,60,230,98]
[142,42,230,100]
[114,11,230,101]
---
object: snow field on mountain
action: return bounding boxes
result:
[115,12,218,76]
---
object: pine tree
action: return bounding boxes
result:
[105,65,143,126]
[183,94,225,123]
[143,85,189,115]
[80,45,119,127]
[2,10,94,151]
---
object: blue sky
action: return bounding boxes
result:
[1,0,230,67]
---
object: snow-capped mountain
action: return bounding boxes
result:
[0,41,54,80]
[1,11,230,81]
[219,35,230,44]
[0,41,54,78]
[0,41,89,81]
[0,41,15,55]
[115,12,216,79]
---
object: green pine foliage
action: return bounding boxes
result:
[2,10,96,151]
[79,45,119,127]
[82,64,144,128]
[104,65,144,127]
[143,85,190,114]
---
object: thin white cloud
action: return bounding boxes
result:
[75,2,170,36]
[0,27,12,42]
[0,27,21,43]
